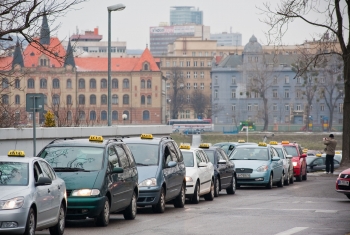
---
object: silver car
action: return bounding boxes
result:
[269,143,294,185]
[0,150,67,235]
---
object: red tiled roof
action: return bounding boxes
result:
[132,48,160,71]
[23,37,66,67]
[0,57,14,71]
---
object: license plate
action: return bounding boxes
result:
[237,173,250,178]
[338,180,349,186]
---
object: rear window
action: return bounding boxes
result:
[0,162,29,186]
[284,146,298,157]
[182,152,194,167]
[229,148,269,161]
[127,144,159,166]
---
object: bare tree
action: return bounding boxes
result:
[260,0,350,162]
[167,67,187,119]
[188,90,210,118]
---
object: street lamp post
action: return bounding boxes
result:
[122,113,127,125]
[107,3,125,126]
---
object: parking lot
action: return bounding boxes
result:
[37,174,350,235]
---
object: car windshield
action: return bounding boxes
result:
[229,148,269,160]
[39,147,104,171]
[182,152,194,167]
[274,148,283,158]
[284,146,298,157]
[0,162,29,186]
[203,150,214,164]
[126,144,159,166]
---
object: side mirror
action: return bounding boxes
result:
[286,155,293,159]
[113,167,124,174]
[272,157,280,161]
[218,159,226,164]
[35,177,52,186]
[167,161,177,168]
[198,162,208,167]
[300,153,307,158]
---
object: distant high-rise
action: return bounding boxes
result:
[170,6,203,25]
[210,32,242,47]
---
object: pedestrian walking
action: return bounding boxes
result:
[323,134,337,174]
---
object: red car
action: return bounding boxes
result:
[336,168,350,199]
[280,141,307,182]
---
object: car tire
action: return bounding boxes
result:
[123,191,137,220]
[174,183,185,208]
[49,203,65,235]
[226,176,236,195]
[277,173,284,187]
[24,207,35,235]
[204,180,214,201]
[152,188,165,213]
[266,174,273,189]
[296,171,302,182]
[214,177,220,197]
[284,172,290,186]
[346,195,350,200]
[290,172,294,184]
[302,169,307,181]
[191,182,200,204]
[95,197,110,227]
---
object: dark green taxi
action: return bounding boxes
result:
[37,135,138,227]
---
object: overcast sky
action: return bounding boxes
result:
[54,0,328,50]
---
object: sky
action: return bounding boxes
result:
[53,0,328,50]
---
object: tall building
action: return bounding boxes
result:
[149,24,210,56]
[170,6,203,26]
[210,32,242,46]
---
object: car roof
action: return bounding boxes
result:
[122,136,173,145]
[234,144,267,149]
[44,138,124,148]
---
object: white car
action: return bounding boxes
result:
[179,144,215,204]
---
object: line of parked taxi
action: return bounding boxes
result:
[0,135,309,235]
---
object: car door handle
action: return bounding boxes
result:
[48,189,51,193]
[58,185,60,190]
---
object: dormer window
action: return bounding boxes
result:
[143,63,149,71]
[40,59,47,66]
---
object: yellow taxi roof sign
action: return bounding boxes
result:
[335,151,341,154]
[199,143,210,148]
[179,144,191,150]
[8,150,25,157]
[281,141,289,144]
[238,139,245,143]
[316,153,322,157]
[89,135,104,142]
[141,134,153,139]
[258,142,267,147]
[269,141,278,145]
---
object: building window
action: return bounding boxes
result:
[166,83,170,90]
[192,52,196,56]
[40,59,47,66]
[147,95,152,105]
[273,89,278,98]
[186,110,190,118]
[273,103,277,111]
[200,83,204,90]
[232,76,236,84]
[39,78,46,89]
[27,78,35,89]
[141,95,145,104]
[90,95,96,105]
[53,94,60,105]
[214,90,218,99]
[112,95,118,105]
[194,61,198,67]
[285,76,289,84]
[141,79,145,88]
[101,79,107,89]
[123,94,129,104]
[90,111,96,120]
[65,95,71,105]
[247,104,252,111]
[2,95,9,104]
[180,61,184,67]
[101,111,107,120]
[187,72,191,78]
[273,76,277,85]
[147,80,152,88]
[232,104,236,111]
[173,61,176,67]
[79,94,85,105]
[15,95,20,104]
[339,103,343,113]
[285,104,289,111]
[90,79,96,89]
[200,71,204,79]
[123,111,129,120]
[208,61,211,67]
[112,78,118,88]
[193,83,198,89]
[15,79,20,89]
[186,61,191,67]
[186,83,190,90]
[186,95,190,103]
[320,103,325,111]
[200,61,204,67]
[123,79,129,88]
[101,95,107,105]
[254,104,259,111]
[284,89,289,98]
[296,104,301,111]
[53,78,60,89]
[112,111,118,120]
[144,64,149,70]
[67,111,72,121]
[296,90,301,98]
[143,110,150,120]
[194,71,198,78]
[67,79,72,88]
[231,90,236,98]
[79,79,85,89]
[79,111,85,120]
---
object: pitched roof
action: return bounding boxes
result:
[132,48,160,71]
[23,37,66,68]
[12,41,24,68]
[0,57,14,71]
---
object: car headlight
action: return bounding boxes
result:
[139,178,157,187]
[71,189,100,196]
[185,176,193,182]
[292,162,298,167]
[0,197,24,210]
[256,165,268,172]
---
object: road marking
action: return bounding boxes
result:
[315,210,337,213]
[275,227,308,235]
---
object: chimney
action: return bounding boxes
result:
[94,27,99,35]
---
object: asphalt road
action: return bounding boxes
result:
[37,173,350,235]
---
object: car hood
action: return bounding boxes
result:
[137,166,158,184]
[0,186,29,200]
[56,171,99,189]
[232,160,270,170]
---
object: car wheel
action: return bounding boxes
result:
[277,173,284,187]
[214,177,220,197]
[226,176,236,195]
[302,169,307,181]
[95,197,110,227]
[24,208,35,235]
[191,182,200,204]
[290,172,294,184]
[266,174,273,189]
[284,172,290,186]
[346,195,350,200]
[174,183,185,208]
[204,180,214,201]
[123,191,137,220]
[49,203,65,235]
[152,188,165,213]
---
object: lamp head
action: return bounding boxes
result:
[107,4,126,11]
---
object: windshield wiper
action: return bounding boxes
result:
[53,167,90,172]
[136,163,152,166]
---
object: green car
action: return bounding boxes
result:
[37,135,138,227]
